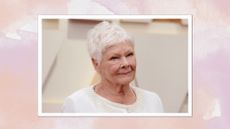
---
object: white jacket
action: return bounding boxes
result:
[63,86,164,113]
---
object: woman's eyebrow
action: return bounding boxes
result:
[109,53,120,57]
[125,49,134,54]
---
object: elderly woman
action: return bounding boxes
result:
[63,21,164,113]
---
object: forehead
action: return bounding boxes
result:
[103,42,134,55]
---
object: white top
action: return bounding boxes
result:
[63,86,164,113]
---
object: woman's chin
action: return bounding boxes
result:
[112,72,135,85]
[116,77,134,85]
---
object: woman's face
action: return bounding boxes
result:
[93,42,136,85]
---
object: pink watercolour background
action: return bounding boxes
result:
[0,0,230,129]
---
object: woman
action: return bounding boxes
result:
[63,21,164,113]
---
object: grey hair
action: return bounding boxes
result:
[87,21,134,62]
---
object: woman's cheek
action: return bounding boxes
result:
[129,61,136,70]
[110,65,120,75]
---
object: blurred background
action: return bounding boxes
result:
[41,18,189,113]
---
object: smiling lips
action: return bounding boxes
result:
[119,70,132,75]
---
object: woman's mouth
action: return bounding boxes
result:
[119,70,132,75]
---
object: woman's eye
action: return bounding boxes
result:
[110,57,119,60]
[127,53,134,57]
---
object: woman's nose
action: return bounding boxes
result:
[120,57,129,68]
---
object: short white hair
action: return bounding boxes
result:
[87,21,134,62]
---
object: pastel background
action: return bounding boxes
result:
[0,0,229,129]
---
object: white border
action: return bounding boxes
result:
[38,15,193,117]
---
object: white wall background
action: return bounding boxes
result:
[41,19,189,113]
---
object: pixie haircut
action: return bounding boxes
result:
[87,21,134,62]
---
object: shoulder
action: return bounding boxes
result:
[63,87,96,113]
[133,86,164,112]
[68,87,91,99]
[133,86,160,99]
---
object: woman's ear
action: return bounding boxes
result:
[92,58,99,72]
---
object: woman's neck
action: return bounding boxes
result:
[94,80,136,104]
